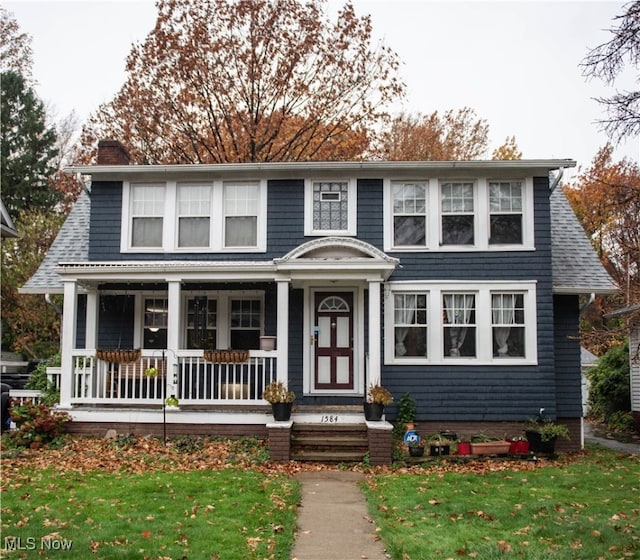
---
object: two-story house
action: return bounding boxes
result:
[21,140,616,463]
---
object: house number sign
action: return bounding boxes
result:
[320,415,340,423]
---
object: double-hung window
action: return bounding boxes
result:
[392,182,428,247]
[443,293,476,357]
[131,183,165,248]
[384,282,536,364]
[441,182,475,245]
[230,299,262,349]
[394,293,428,358]
[491,293,525,357]
[178,184,211,248]
[224,182,259,248]
[305,179,357,236]
[489,181,523,245]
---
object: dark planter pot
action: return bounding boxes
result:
[363,402,384,421]
[525,430,557,454]
[271,402,292,421]
[409,446,425,457]
[430,444,450,456]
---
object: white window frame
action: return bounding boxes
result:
[177,183,212,248]
[383,177,534,252]
[384,281,537,365]
[124,182,166,251]
[386,180,430,250]
[440,180,477,248]
[223,181,262,249]
[121,180,267,253]
[304,178,357,236]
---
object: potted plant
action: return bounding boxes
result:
[508,436,530,455]
[408,437,426,457]
[364,384,393,421]
[428,433,452,456]
[456,439,472,456]
[470,433,511,455]
[263,381,295,421]
[525,418,570,454]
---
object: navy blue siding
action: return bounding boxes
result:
[553,294,582,418]
[87,174,571,422]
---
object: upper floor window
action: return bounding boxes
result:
[305,179,357,236]
[122,180,266,253]
[489,181,523,245]
[441,182,475,245]
[392,182,427,247]
[131,183,165,248]
[178,184,211,248]
[224,182,259,248]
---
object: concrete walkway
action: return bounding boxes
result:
[584,423,640,456]
[291,471,389,560]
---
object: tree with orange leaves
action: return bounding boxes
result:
[80,0,405,164]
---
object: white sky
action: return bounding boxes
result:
[5,0,640,175]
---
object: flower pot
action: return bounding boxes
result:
[409,446,425,457]
[430,444,450,456]
[260,336,276,351]
[457,441,472,455]
[509,440,530,455]
[271,402,292,421]
[525,430,557,454]
[363,402,384,421]
[471,441,511,455]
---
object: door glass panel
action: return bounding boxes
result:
[318,316,331,347]
[317,357,331,383]
[336,317,349,347]
[336,357,349,384]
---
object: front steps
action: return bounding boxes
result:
[290,423,369,462]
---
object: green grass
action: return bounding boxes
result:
[363,446,640,560]
[1,468,299,559]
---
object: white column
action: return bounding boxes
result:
[85,290,98,350]
[59,280,78,408]
[276,279,290,384]
[368,280,382,388]
[166,280,181,396]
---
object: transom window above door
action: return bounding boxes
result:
[305,179,357,236]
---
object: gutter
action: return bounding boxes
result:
[550,167,564,192]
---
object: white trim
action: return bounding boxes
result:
[121,179,267,254]
[304,178,357,236]
[384,280,538,365]
[384,176,535,252]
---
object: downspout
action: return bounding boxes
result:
[550,167,564,192]
[580,293,596,316]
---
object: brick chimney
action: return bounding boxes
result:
[97,140,130,165]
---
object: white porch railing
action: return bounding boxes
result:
[69,350,277,405]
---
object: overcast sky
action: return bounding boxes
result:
[5,0,639,176]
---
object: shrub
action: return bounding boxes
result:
[25,354,60,406]
[587,341,630,423]
[7,402,71,448]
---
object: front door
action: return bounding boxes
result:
[314,292,354,390]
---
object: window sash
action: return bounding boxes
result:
[441,182,475,245]
[224,183,259,247]
[131,184,165,248]
[313,181,349,232]
[394,293,428,358]
[489,181,523,245]
[392,182,427,247]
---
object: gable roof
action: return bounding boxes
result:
[19,191,90,294]
[550,188,617,295]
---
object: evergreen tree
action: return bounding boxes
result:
[1,70,59,213]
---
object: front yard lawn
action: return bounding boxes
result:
[363,445,640,559]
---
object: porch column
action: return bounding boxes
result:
[166,280,181,395]
[85,289,98,350]
[276,279,290,383]
[60,280,78,408]
[368,280,382,387]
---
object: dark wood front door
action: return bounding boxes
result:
[314,292,354,390]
